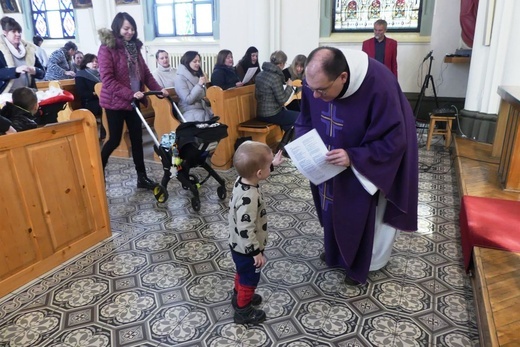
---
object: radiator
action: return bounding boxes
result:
[169,53,217,80]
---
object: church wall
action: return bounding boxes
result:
[1,0,477,98]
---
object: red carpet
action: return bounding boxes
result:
[459,195,520,271]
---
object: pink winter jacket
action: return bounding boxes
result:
[97,29,162,111]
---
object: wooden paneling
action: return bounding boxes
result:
[454,137,519,200]
[454,136,520,347]
[0,110,111,297]
[473,247,520,347]
[207,85,282,170]
[498,103,520,191]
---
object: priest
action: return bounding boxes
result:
[294,46,418,285]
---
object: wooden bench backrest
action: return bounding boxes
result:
[206,84,256,169]
[0,111,110,297]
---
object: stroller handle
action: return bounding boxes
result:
[143,91,165,97]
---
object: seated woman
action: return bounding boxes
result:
[0,16,45,93]
[152,50,176,88]
[211,49,243,90]
[173,51,213,122]
[283,54,306,82]
[282,54,306,111]
[235,46,260,85]
[255,50,299,132]
[75,53,105,139]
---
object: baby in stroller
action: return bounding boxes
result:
[133,92,228,211]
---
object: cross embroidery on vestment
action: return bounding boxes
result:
[320,104,344,138]
[319,181,334,212]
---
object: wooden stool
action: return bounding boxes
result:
[426,115,456,150]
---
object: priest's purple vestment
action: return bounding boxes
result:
[294,50,418,283]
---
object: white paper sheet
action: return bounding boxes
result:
[242,67,258,84]
[284,129,347,185]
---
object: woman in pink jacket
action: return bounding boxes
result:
[97,12,167,189]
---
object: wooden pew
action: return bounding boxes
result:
[0,110,111,298]
[94,82,156,158]
[206,85,282,170]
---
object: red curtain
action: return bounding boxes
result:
[460,0,479,47]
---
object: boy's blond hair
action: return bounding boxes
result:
[233,141,272,179]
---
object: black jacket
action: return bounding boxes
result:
[0,102,37,132]
[75,71,101,116]
[211,64,240,90]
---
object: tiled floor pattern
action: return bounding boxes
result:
[0,140,479,346]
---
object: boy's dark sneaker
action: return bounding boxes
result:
[233,303,266,324]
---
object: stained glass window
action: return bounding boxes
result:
[31,0,76,39]
[154,0,213,37]
[333,0,422,32]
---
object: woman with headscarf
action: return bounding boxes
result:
[0,16,45,94]
[235,46,260,85]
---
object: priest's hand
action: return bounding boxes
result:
[326,148,351,167]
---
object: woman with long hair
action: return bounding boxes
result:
[97,12,168,189]
[173,50,213,122]
[235,46,260,85]
[283,54,306,82]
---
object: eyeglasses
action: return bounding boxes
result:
[304,75,341,97]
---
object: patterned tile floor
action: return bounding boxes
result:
[0,139,480,346]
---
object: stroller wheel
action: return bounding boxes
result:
[217,186,226,199]
[191,197,201,211]
[153,184,169,203]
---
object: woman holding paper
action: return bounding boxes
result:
[235,46,260,85]
[211,49,243,90]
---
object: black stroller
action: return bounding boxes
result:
[133,92,228,211]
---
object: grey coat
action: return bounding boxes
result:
[255,61,293,118]
[173,64,212,122]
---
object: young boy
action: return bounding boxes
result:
[229,141,283,324]
[0,87,39,132]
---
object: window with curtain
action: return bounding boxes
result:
[31,0,75,39]
[333,0,423,32]
[153,0,214,37]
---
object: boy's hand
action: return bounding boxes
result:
[272,150,284,166]
[253,253,266,268]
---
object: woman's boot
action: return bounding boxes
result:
[137,172,157,190]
